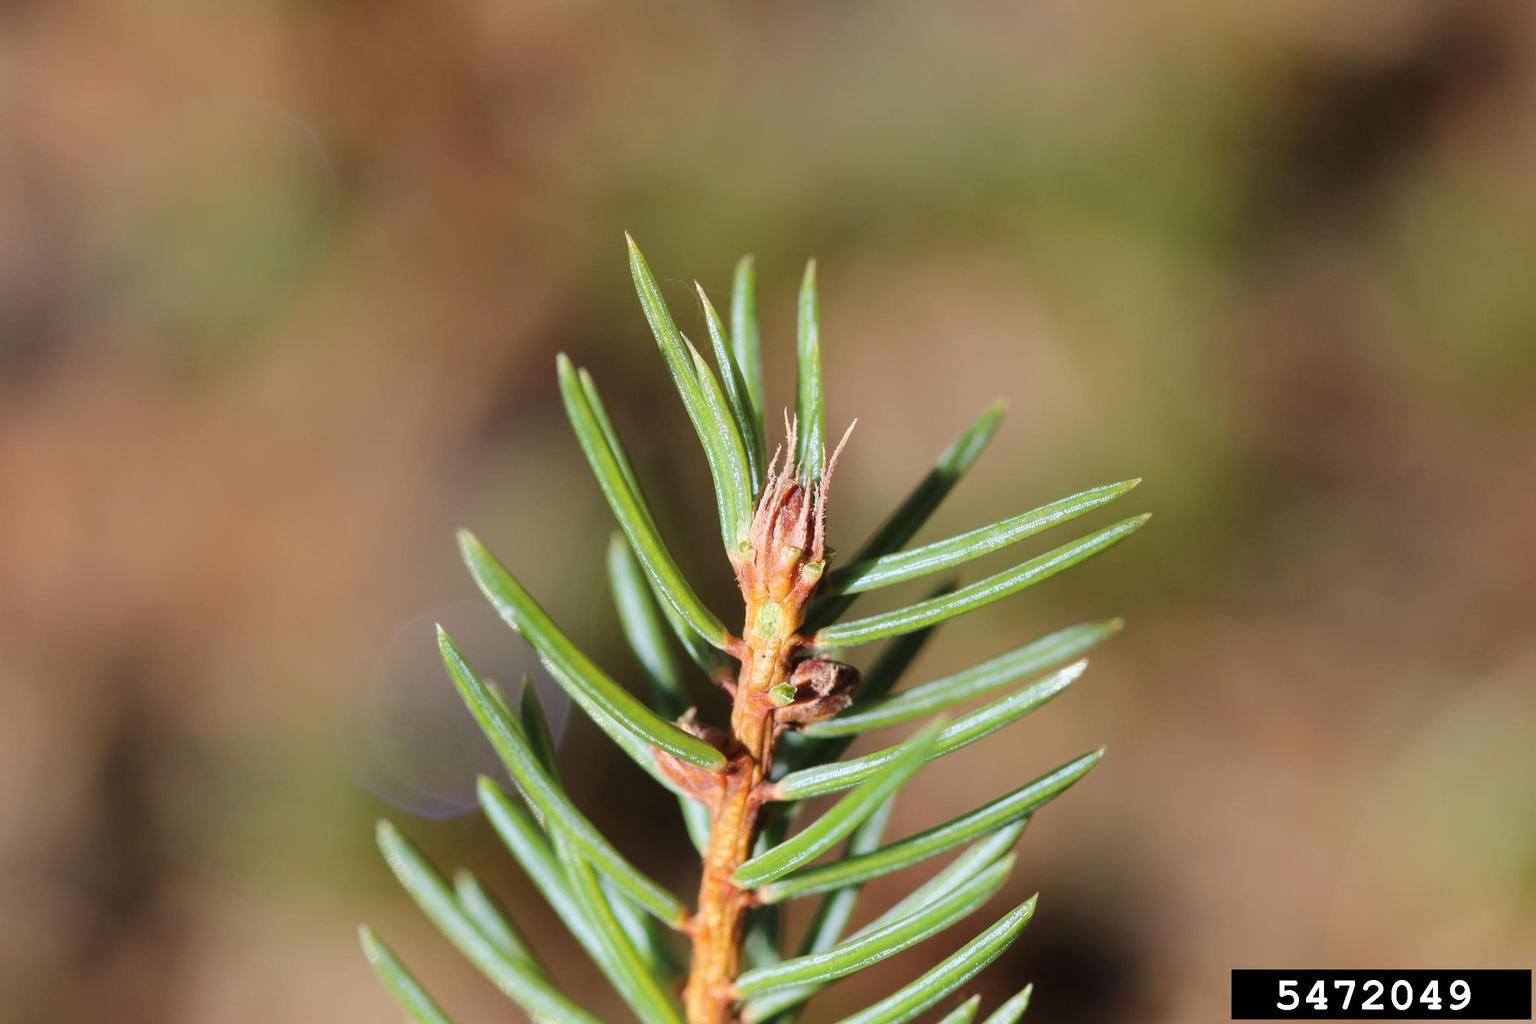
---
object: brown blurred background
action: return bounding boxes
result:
[3,1,1534,1021]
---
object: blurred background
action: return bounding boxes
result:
[3,0,1534,1020]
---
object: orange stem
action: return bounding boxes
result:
[683,607,799,1024]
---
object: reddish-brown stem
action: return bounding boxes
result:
[682,435,838,1024]
[683,604,799,1024]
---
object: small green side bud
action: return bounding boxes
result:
[756,602,784,639]
[769,681,797,707]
